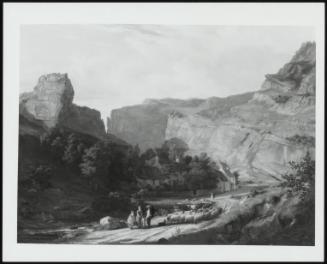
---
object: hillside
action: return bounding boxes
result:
[107,42,316,184]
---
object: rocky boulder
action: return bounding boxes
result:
[98,216,127,230]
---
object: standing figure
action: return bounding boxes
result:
[145,205,155,228]
[127,211,136,229]
[136,205,143,228]
[142,216,147,228]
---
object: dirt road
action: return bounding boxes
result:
[66,192,244,244]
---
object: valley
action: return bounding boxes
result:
[17,42,316,245]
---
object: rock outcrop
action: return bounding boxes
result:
[107,97,209,151]
[108,42,315,183]
[107,93,254,152]
[20,73,74,128]
[20,73,106,139]
[261,41,315,95]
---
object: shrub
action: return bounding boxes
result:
[273,95,290,104]
[22,164,53,190]
[280,152,315,204]
[286,135,315,147]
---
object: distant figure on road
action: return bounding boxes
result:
[146,207,151,228]
[136,205,144,228]
[145,205,156,228]
[127,211,136,229]
[142,216,147,228]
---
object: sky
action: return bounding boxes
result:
[20,24,314,122]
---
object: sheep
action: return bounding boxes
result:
[209,208,219,217]
[194,213,205,223]
[202,212,212,221]
[166,213,183,224]
[184,214,195,223]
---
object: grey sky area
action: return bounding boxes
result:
[20,24,314,120]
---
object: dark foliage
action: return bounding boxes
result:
[286,134,315,147]
[184,153,222,190]
[20,164,53,191]
[280,152,315,204]
[41,127,97,166]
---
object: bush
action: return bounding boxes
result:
[22,164,53,191]
[280,152,315,204]
[273,95,290,104]
[286,135,315,147]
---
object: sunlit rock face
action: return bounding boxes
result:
[20,73,74,128]
[19,73,106,139]
[108,42,315,183]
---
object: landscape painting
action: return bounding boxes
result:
[18,25,316,245]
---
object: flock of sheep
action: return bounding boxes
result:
[165,206,223,225]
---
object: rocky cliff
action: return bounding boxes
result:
[108,42,315,183]
[20,73,106,139]
[107,97,210,151]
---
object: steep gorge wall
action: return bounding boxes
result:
[166,111,314,183]
[108,104,169,151]
[108,42,316,183]
[165,42,315,182]
[107,98,210,151]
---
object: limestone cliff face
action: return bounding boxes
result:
[108,42,315,183]
[20,73,106,139]
[108,104,168,151]
[20,73,74,128]
[261,41,316,95]
[107,94,254,152]
[165,42,315,183]
[166,109,314,183]
[107,98,208,151]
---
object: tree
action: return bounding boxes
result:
[28,164,53,190]
[156,147,170,164]
[185,154,220,190]
[162,138,189,162]
[281,152,315,204]
[41,128,67,161]
[62,133,86,168]
[186,165,205,190]
[183,155,193,165]
[80,142,112,191]
[50,136,66,161]
[141,148,156,160]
